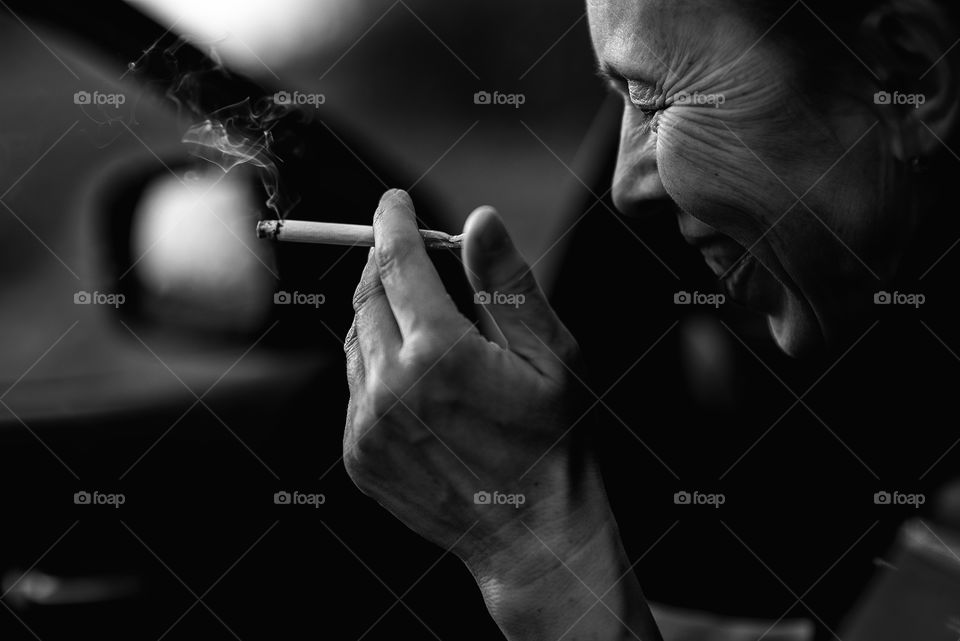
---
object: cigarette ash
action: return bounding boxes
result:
[255,219,283,240]
[129,38,303,220]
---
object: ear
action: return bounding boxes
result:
[860,0,960,160]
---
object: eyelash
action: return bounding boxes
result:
[632,102,659,117]
[599,74,661,119]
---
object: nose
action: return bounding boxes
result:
[611,107,671,217]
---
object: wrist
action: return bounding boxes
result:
[464,461,659,640]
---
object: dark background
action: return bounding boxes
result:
[0,1,958,639]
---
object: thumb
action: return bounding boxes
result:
[462,206,575,370]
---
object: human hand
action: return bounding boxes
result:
[343,189,660,640]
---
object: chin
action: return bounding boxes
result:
[766,306,825,358]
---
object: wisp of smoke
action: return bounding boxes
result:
[181,97,292,218]
[129,37,303,219]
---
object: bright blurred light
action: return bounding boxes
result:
[132,166,275,332]
[126,0,364,75]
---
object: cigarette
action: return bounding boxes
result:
[256,220,463,250]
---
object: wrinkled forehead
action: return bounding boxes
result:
[587,0,748,80]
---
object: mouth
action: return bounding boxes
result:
[690,235,781,313]
[674,212,823,356]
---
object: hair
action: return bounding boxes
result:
[744,0,960,279]
[753,0,959,33]
[749,0,960,85]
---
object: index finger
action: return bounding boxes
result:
[372,189,461,338]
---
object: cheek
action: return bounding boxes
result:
[654,108,785,244]
[650,55,844,251]
[650,48,816,233]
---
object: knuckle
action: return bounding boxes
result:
[352,279,383,313]
[400,335,448,374]
[374,235,416,278]
[344,321,360,357]
[345,346,363,389]
[500,265,539,299]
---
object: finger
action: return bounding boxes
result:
[344,318,363,431]
[372,189,462,339]
[462,206,574,367]
[352,247,401,368]
[344,317,364,388]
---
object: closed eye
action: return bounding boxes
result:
[633,103,659,117]
[627,80,661,114]
[595,65,664,127]
[596,73,659,117]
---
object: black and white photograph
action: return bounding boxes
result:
[1,0,959,638]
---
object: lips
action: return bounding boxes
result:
[675,210,783,312]
[670,210,822,354]
[690,235,782,313]
[695,235,746,276]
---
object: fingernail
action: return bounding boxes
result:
[379,188,411,208]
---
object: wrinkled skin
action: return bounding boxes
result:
[343,194,585,565]
[344,191,662,639]
[341,2,957,639]
[590,0,907,356]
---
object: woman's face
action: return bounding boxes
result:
[588,0,902,356]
